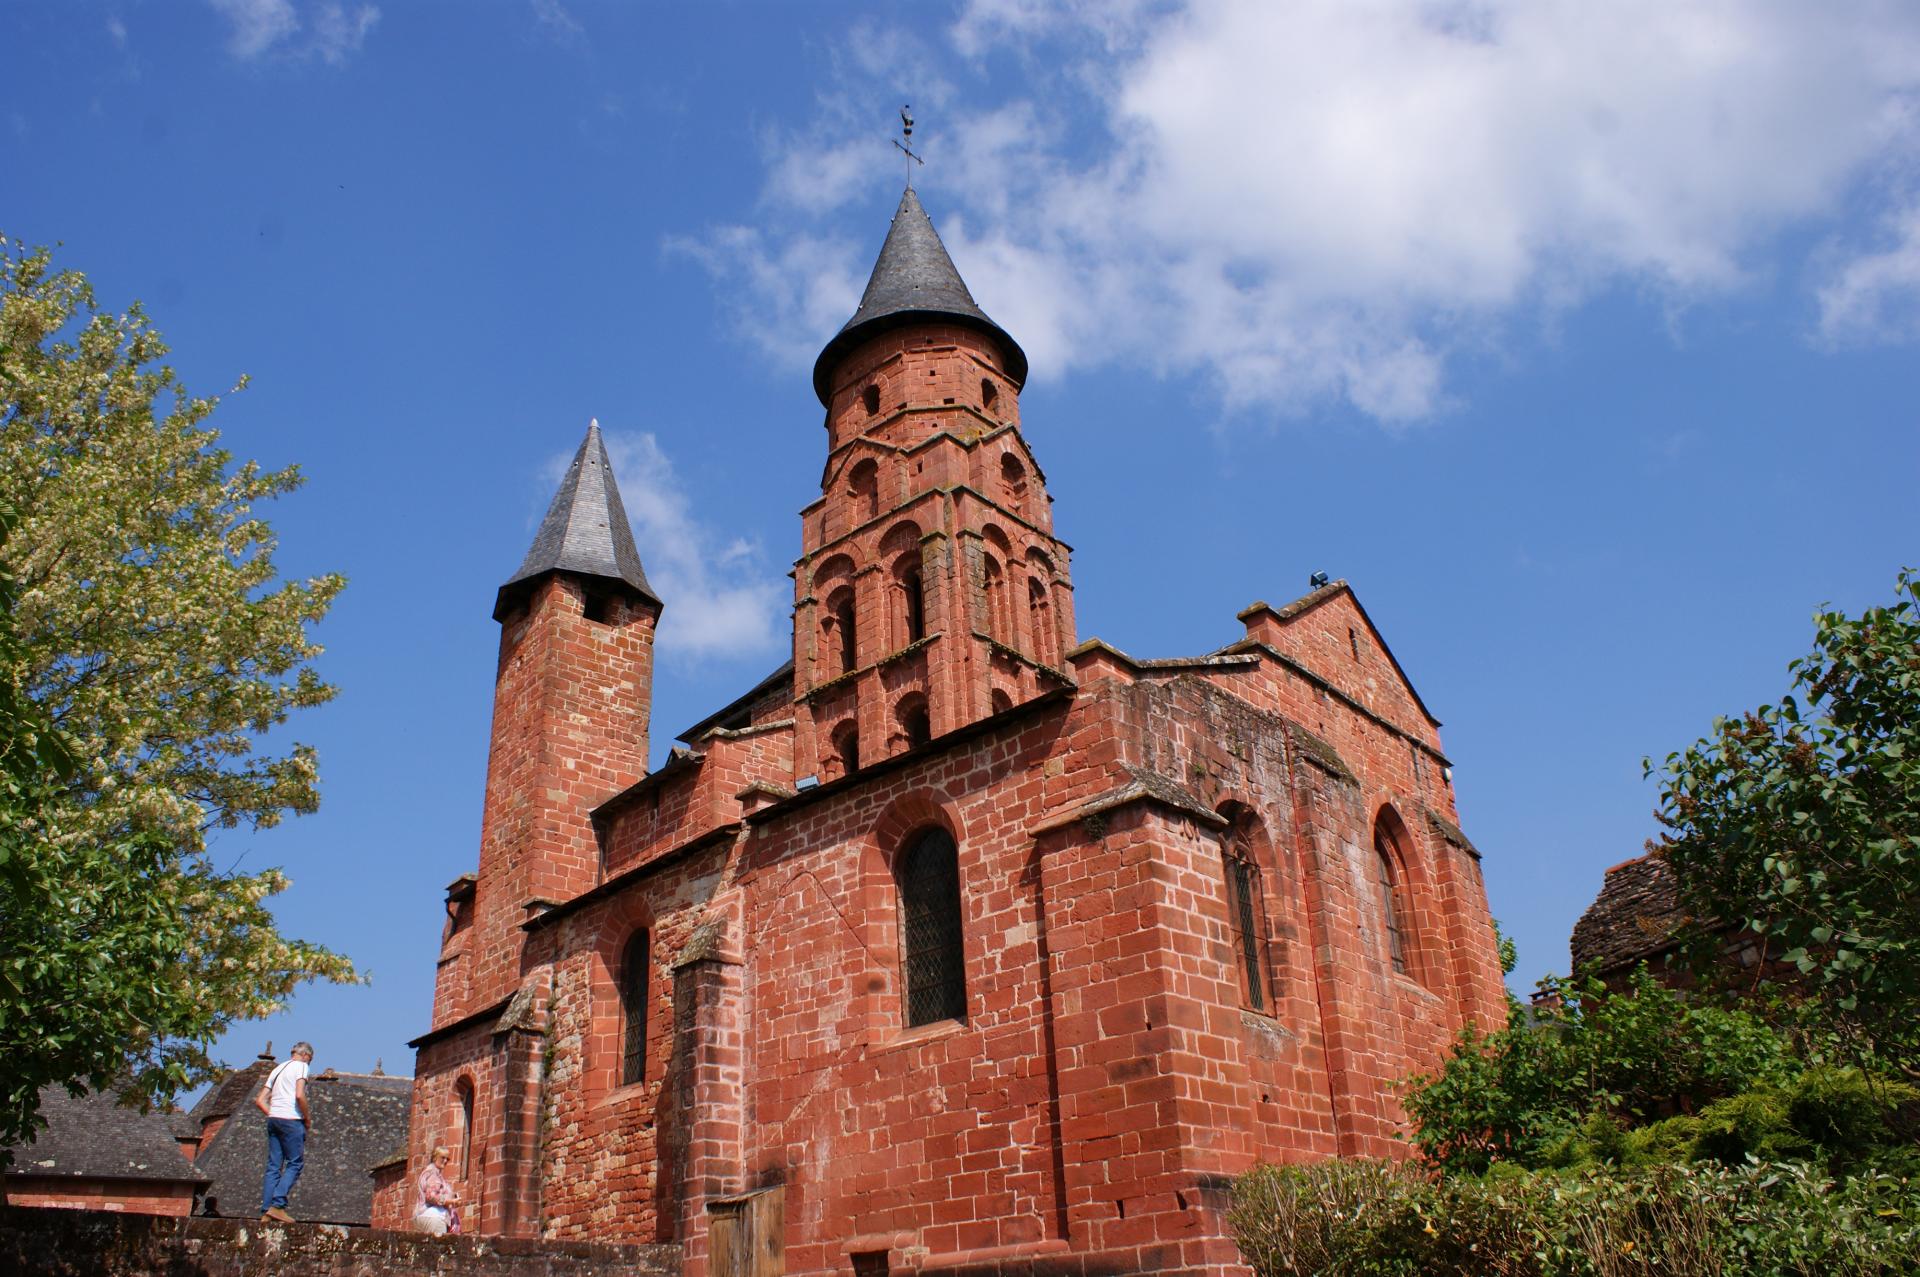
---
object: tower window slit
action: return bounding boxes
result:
[903,569,925,643]
[1225,852,1264,1011]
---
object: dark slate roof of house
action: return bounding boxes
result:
[675,659,795,744]
[812,186,1027,404]
[495,419,658,619]
[185,1051,276,1128]
[192,1070,411,1225]
[1570,854,1688,975]
[2,1087,206,1184]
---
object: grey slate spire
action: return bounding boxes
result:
[494,419,659,620]
[811,186,1028,405]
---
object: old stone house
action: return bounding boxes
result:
[380,187,1509,1276]
[4,1052,405,1225]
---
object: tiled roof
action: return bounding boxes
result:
[1570,854,1687,975]
[186,1051,275,1127]
[496,419,658,619]
[3,1087,206,1184]
[812,187,1027,404]
[675,659,794,744]
[191,1070,410,1225]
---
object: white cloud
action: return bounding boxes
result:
[310,3,379,65]
[210,0,298,59]
[663,227,864,369]
[680,0,1920,424]
[531,0,583,44]
[107,15,129,47]
[1818,196,1920,343]
[541,431,786,663]
[206,0,378,64]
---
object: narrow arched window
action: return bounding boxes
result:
[898,828,966,1026]
[832,592,858,675]
[1000,454,1027,514]
[863,384,881,415]
[981,378,998,411]
[833,721,860,776]
[902,568,925,643]
[897,696,931,750]
[982,557,1005,642]
[1223,844,1265,1011]
[620,931,649,1085]
[1375,831,1411,976]
[1026,577,1051,665]
[453,1078,475,1179]
[848,458,879,524]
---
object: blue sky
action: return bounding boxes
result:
[4,0,1918,1085]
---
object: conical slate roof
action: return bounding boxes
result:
[812,187,1027,405]
[494,420,658,620]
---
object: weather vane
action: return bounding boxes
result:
[893,105,924,187]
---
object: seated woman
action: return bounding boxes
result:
[412,1145,463,1235]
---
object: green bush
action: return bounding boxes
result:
[1228,1158,1920,1277]
[1397,966,1920,1180]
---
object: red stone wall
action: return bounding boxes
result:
[532,844,729,1244]
[402,1019,513,1235]
[3,1179,196,1217]
[369,1161,410,1231]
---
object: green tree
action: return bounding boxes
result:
[1403,969,1793,1174]
[0,237,356,1148]
[1648,569,1920,1075]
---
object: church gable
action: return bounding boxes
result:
[1235,582,1440,744]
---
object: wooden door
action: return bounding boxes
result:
[708,1185,783,1277]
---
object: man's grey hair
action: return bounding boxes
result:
[291,1041,314,1057]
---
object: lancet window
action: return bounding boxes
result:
[620,930,649,1086]
[898,828,966,1026]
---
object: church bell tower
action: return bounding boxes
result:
[793,187,1076,782]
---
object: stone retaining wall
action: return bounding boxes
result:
[0,1206,679,1277]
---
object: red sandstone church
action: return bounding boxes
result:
[379,188,1508,1276]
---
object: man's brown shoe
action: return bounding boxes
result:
[265,1207,295,1223]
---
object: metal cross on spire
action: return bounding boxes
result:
[892,105,924,188]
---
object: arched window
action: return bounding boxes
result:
[981,378,998,412]
[829,589,858,676]
[453,1077,475,1179]
[620,930,649,1086]
[832,721,861,777]
[896,695,931,749]
[1374,827,1413,977]
[862,384,881,415]
[1221,809,1271,1012]
[901,568,925,643]
[848,458,879,524]
[1000,454,1027,514]
[898,828,966,1026]
[982,557,1005,643]
[990,688,1013,715]
[1026,577,1051,665]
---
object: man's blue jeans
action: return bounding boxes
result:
[262,1117,307,1214]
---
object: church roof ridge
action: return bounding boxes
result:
[495,419,659,619]
[812,187,1028,405]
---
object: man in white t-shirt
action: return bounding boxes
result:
[254,1041,313,1222]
